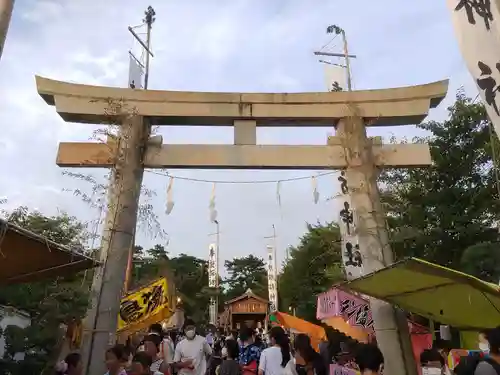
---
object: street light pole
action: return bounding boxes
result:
[214,219,220,322]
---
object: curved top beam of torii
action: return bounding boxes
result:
[35,76,448,127]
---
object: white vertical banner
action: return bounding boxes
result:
[337,171,364,279]
[208,243,218,325]
[447,0,500,136]
[128,53,144,89]
[324,64,346,92]
[267,245,278,312]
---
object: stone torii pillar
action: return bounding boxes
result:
[35,76,448,375]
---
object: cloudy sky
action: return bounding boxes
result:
[0,0,477,271]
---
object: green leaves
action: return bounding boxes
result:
[279,222,344,322]
[380,92,500,278]
[223,255,268,300]
[0,207,91,375]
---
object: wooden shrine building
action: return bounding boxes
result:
[220,289,268,330]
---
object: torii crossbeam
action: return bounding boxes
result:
[35,76,448,170]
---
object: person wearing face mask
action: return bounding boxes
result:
[480,331,491,353]
[455,327,500,375]
[174,319,212,375]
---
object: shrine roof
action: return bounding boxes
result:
[0,218,99,284]
[225,288,269,305]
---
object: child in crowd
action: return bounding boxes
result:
[131,351,164,375]
[218,339,241,375]
[55,352,82,375]
[105,344,128,375]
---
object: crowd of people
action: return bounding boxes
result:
[58,319,500,375]
[54,317,389,375]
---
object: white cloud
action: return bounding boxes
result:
[0,0,475,266]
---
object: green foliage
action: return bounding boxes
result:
[223,255,268,301]
[0,207,90,375]
[131,244,169,288]
[279,222,344,322]
[167,254,209,322]
[380,92,500,278]
[460,242,500,283]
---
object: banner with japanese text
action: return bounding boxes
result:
[324,64,346,92]
[447,0,500,136]
[267,245,278,312]
[316,288,374,331]
[208,243,218,325]
[337,171,364,279]
[128,52,144,89]
[118,277,169,331]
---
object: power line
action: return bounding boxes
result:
[146,170,336,184]
[318,33,339,52]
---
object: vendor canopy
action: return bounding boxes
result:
[0,218,99,284]
[337,258,500,330]
[270,311,326,349]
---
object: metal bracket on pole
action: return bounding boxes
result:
[314,51,357,59]
[128,26,154,57]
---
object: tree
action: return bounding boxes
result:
[0,207,90,375]
[131,244,170,288]
[380,92,500,277]
[224,255,268,300]
[147,244,168,260]
[460,242,500,283]
[279,222,344,322]
[167,254,209,322]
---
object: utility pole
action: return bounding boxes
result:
[340,28,352,91]
[0,0,14,62]
[214,219,220,324]
[143,6,155,89]
[80,7,156,375]
[264,224,278,265]
[264,224,277,252]
[265,225,278,311]
[326,24,417,375]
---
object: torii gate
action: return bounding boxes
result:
[36,75,448,375]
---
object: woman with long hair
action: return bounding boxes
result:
[291,334,327,375]
[258,327,291,375]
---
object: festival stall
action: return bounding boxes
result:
[336,257,500,330]
[269,311,326,350]
[317,287,372,343]
[334,257,500,372]
[0,218,99,284]
[316,287,433,366]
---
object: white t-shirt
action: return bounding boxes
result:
[162,337,175,363]
[259,346,291,375]
[174,335,212,375]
